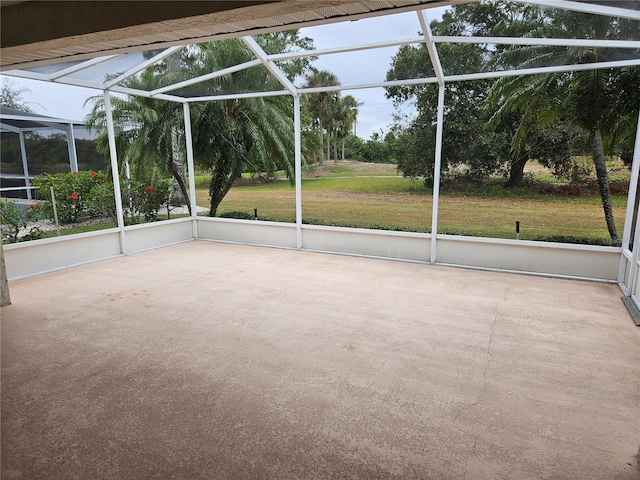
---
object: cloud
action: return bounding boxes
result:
[300,8,443,139]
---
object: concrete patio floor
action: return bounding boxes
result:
[2,240,639,479]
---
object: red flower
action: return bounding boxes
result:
[71,192,79,200]
[72,171,78,175]
[28,203,36,208]
[90,171,97,177]
[145,186,153,193]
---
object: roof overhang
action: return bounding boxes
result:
[0,0,463,72]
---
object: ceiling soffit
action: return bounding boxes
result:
[0,0,455,71]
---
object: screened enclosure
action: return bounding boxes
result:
[1,0,640,301]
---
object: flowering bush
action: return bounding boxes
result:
[31,171,173,226]
[31,171,107,223]
[0,199,43,243]
[86,176,172,225]
[86,182,118,223]
[120,177,172,224]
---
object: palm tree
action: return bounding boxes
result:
[87,36,300,217]
[187,39,295,216]
[303,69,340,166]
[191,94,294,216]
[85,69,191,213]
[337,95,362,160]
[488,10,640,244]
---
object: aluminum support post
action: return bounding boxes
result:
[621,109,640,292]
[294,95,303,249]
[183,102,199,239]
[104,91,127,254]
[431,85,445,264]
[66,124,79,173]
[18,132,32,200]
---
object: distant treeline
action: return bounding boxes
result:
[0,132,108,175]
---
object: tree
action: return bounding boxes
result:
[85,70,190,212]
[385,2,513,184]
[186,38,299,216]
[494,112,580,187]
[488,10,640,243]
[303,69,340,166]
[0,78,35,112]
[385,1,574,186]
[87,31,313,217]
[337,95,362,160]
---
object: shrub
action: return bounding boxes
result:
[302,217,430,233]
[32,171,108,223]
[89,176,173,225]
[87,181,118,223]
[218,211,255,220]
[607,180,629,196]
[539,183,583,196]
[31,171,173,226]
[120,177,172,224]
[0,199,44,243]
[532,234,616,246]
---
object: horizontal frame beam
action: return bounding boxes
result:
[105,46,184,88]
[445,58,640,82]
[149,59,262,96]
[182,89,290,103]
[267,36,425,62]
[434,36,640,49]
[49,55,121,81]
[511,0,640,21]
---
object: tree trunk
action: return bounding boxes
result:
[342,138,345,161]
[208,160,243,217]
[326,131,330,163]
[208,172,238,217]
[505,154,528,187]
[170,127,189,208]
[591,129,619,244]
[318,121,324,167]
[333,129,338,164]
[167,156,191,215]
[1,243,10,307]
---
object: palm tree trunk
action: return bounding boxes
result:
[591,129,619,244]
[209,171,239,217]
[208,157,243,217]
[166,156,191,215]
[317,121,324,167]
[333,129,338,164]
[342,138,345,161]
[170,127,189,208]
[326,131,330,163]
[0,244,10,307]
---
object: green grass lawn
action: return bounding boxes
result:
[39,221,117,239]
[34,160,628,245]
[196,160,629,243]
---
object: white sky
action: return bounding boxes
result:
[0,7,446,140]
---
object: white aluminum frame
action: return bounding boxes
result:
[0,112,83,191]
[18,131,32,200]
[619,110,640,296]
[183,102,199,240]
[2,0,639,292]
[103,91,126,254]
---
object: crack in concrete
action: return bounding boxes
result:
[457,302,500,480]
